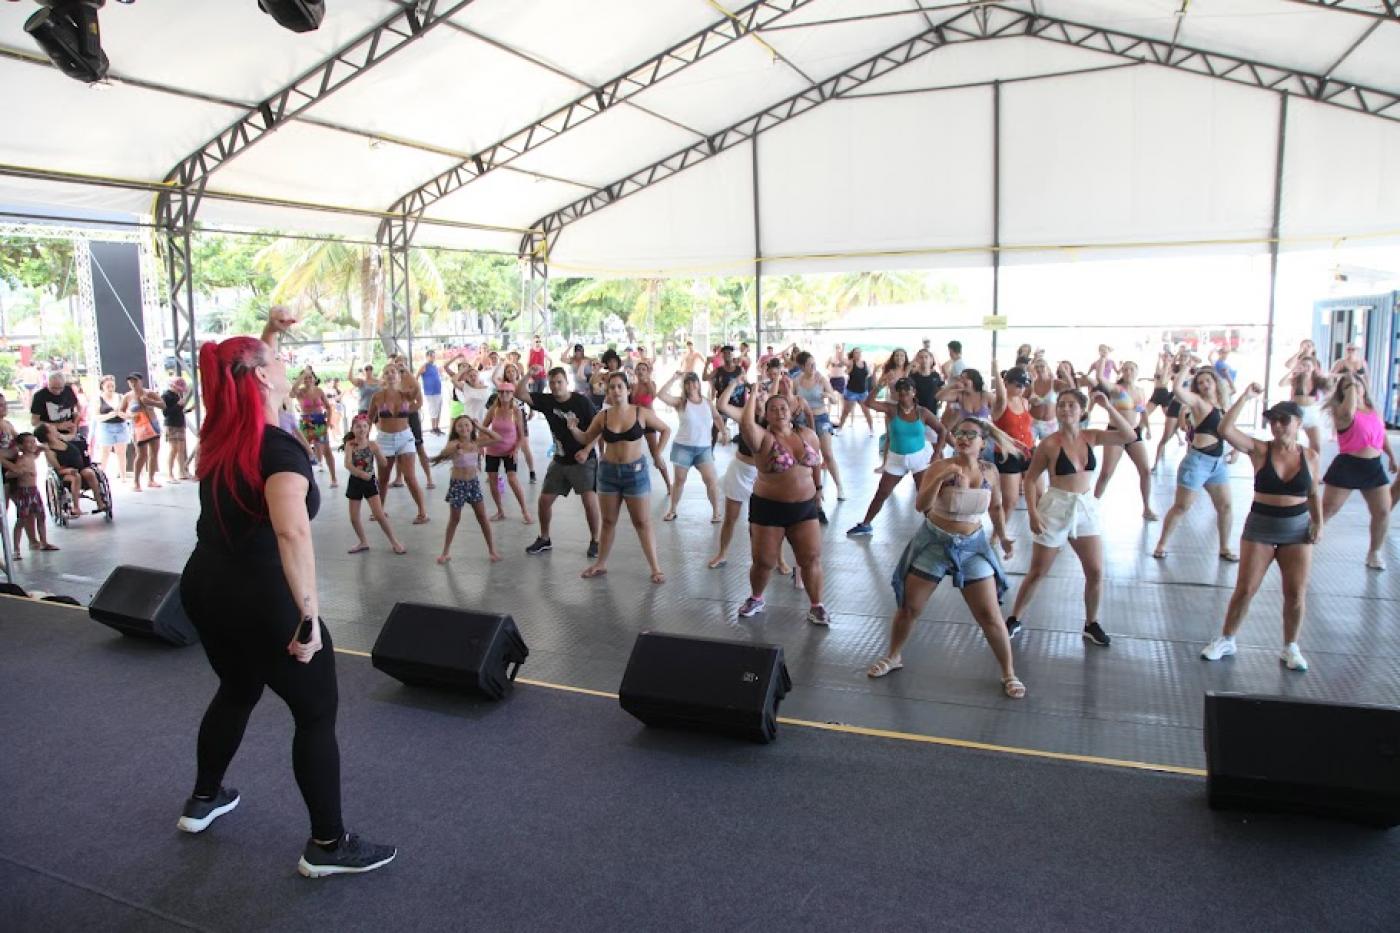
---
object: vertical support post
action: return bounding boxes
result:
[991,79,1001,362]
[521,230,551,346]
[72,238,101,379]
[384,214,415,364]
[752,135,763,349]
[1263,91,1289,412]
[157,186,201,429]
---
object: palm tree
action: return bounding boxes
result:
[831,270,930,312]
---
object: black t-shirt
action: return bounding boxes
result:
[912,372,943,413]
[31,386,79,425]
[55,439,88,471]
[711,364,742,398]
[161,390,187,428]
[529,391,598,461]
[195,426,319,564]
[847,362,870,394]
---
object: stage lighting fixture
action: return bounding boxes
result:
[24,0,109,84]
[258,0,325,33]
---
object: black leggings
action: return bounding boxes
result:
[182,555,343,840]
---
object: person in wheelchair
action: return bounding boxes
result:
[34,423,109,517]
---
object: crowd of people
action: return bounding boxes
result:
[7,310,1395,876]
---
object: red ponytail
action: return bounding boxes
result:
[196,337,269,527]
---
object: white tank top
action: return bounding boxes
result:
[674,400,713,447]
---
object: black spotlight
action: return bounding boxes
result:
[24,0,109,83]
[258,0,325,33]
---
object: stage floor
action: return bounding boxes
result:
[5,424,1399,771]
[3,599,1398,932]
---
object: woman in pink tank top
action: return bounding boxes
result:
[1322,374,1396,569]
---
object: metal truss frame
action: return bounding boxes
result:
[521,2,1400,253]
[382,0,818,223]
[383,213,414,362]
[1284,0,1399,23]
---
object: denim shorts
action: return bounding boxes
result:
[891,520,1007,607]
[1177,447,1230,489]
[842,389,869,403]
[813,412,834,435]
[598,457,651,497]
[669,443,713,469]
[378,427,416,457]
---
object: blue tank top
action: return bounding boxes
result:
[888,409,926,455]
[421,363,441,395]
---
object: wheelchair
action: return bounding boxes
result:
[45,464,113,527]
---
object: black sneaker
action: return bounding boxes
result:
[525,536,552,555]
[177,786,239,834]
[297,833,397,879]
[1005,616,1023,640]
[1083,622,1111,647]
[587,540,600,560]
[529,471,537,484]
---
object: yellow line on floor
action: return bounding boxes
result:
[7,601,1204,777]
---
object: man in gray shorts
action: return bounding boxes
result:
[514,368,601,558]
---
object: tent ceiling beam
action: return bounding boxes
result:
[756,1,973,32]
[521,2,1400,257]
[1283,1,1399,24]
[382,0,818,224]
[157,0,480,207]
[1322,20,1382,80]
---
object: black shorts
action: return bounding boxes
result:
[1164,398,1183,419]
[1125,425,1144,446]
[995,453,1029,475]
[408,411,424,445]
[485,454,517,473]
[1323,453,1389,490]
[1149,387,1173,407]
[749,494,819,527]
[346,476,379,501]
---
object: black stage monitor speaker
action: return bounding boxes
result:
[1205,692,1400,828]
[372,603,528,700]
[89,565,198,646]
[619,631,792,743]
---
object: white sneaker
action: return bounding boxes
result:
[1366,552,1387,571]
[1280,643,1309,672]
[1201,636,1236,661]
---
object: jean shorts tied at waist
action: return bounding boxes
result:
[891,520,1007,608]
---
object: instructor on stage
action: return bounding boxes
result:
[177,306,395,879]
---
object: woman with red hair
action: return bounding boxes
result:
[176,307,395,879]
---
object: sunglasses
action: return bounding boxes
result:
[951,429,981,440]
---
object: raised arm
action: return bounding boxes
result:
[740,380,764,454]
[261,305,295,356]
[990,359,1007,418]
[656,372,684,408]
[1217,383,1263,455]
[714,379,744,422]
[512,378,533,407]
[566,411,605,447]
[1087,391,1137,447]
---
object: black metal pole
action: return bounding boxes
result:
[752,134,762,349]
[1263,91,1289,412]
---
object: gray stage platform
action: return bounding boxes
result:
[6,424,1399,770]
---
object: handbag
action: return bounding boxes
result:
[132,409,158,444]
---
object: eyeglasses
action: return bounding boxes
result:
[951,429,981,440]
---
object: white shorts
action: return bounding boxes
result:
[1299,403,1321,430]
[883,446,932,477]
[423,393,443,420]
[1032,418,1058,441]
[722,458,757,503]
[378,427,416,457]
[1032,487,1101,548]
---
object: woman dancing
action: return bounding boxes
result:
[1201,387,1321,671]
[990,362,1035,531]
[1279,354,1328,451]
[793,351,844,500]
[837,347,874,435]
[738,383,829,624]
[1152,367,1237,561]
[866,416,1022,698]
[1027,358,1058,444]
[567,372,671,582]
[847,377,944,537]
[91,374,130,481]
[657,371,725,523]
[177,307,395,878]
[1321,374,1395,570]
[1004,389,1137,645]
[630,360,672,497]
[1093,361,1156,519]
[294,370,336,488]
[1152,348,1193,471]
[370,367,429,525]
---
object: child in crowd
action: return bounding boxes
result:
[341,416,404,555]
[1,434,58,556]
[430,414,501,564]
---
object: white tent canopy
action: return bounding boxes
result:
[2,0,1399,272]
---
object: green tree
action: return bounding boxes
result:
[831,269,930,311]
[431,251,519,338]
[0,237,76,298]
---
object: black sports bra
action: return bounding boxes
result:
[1054,439,1097,475]
[1254,442,1310,497]
[601,408,645,443]
[1192,407,1225,457]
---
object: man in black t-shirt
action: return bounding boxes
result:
[514,367,601,557]
[30,371,80,432]
[709,346,743,445]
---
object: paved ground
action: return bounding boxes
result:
[5,415,1398,769]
